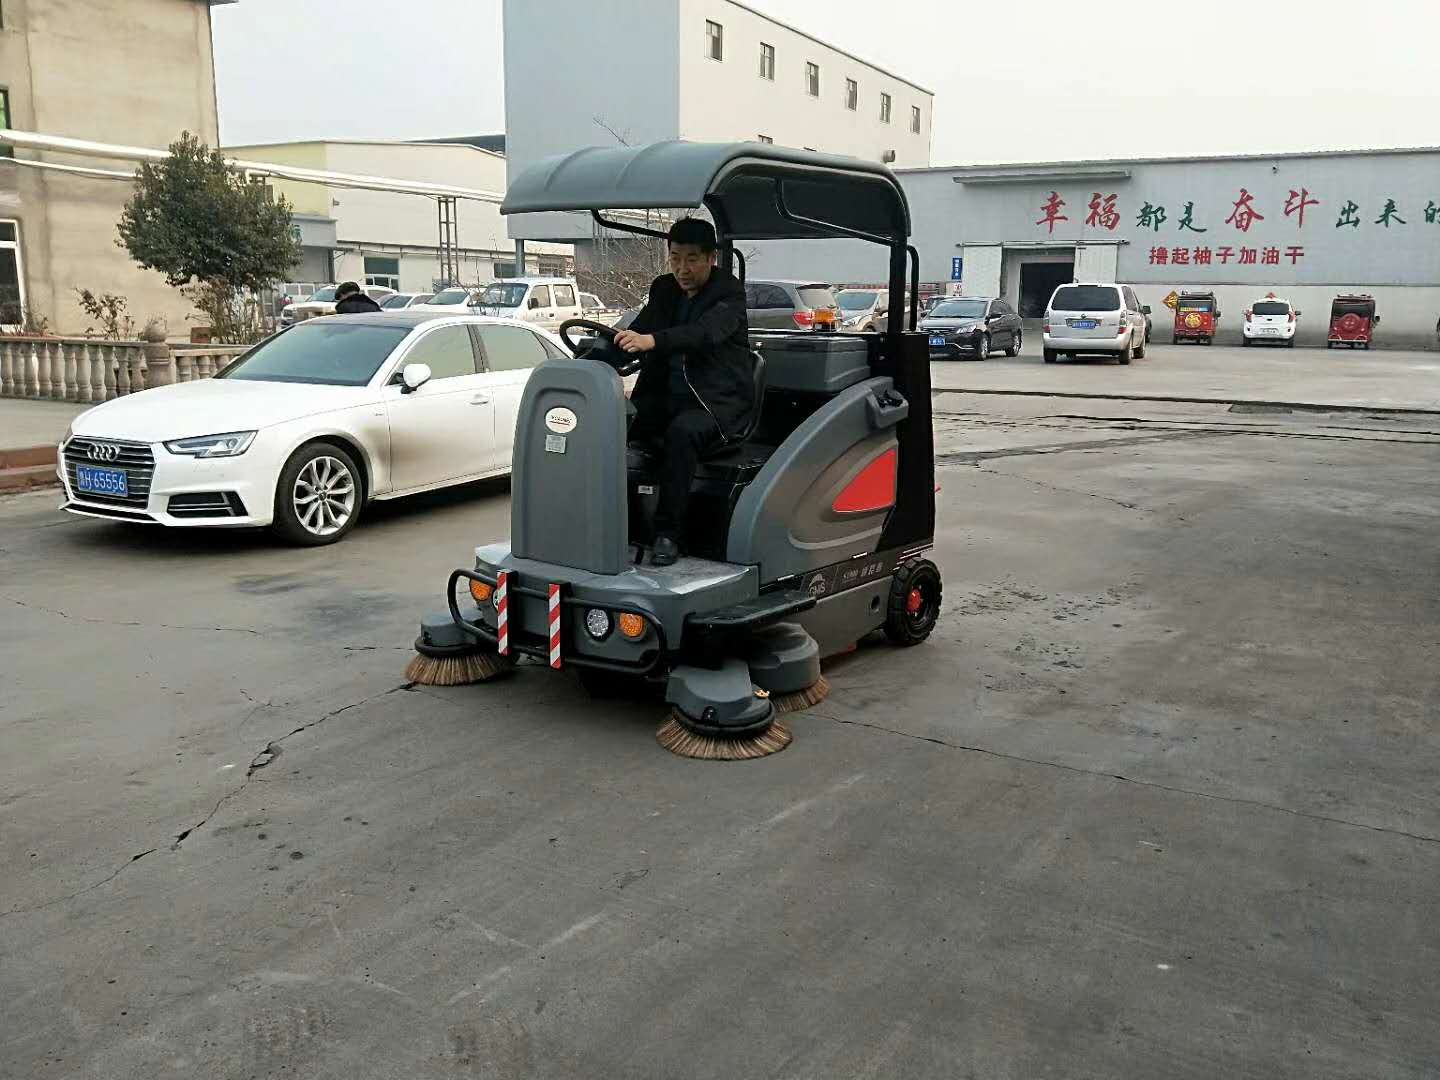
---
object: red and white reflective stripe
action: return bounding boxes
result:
[548,584,562,669]
[495,571,509,656]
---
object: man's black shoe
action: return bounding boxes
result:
[651,536,679,566]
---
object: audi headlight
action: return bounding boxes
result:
[164,431,257,458]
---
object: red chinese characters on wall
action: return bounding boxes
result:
[1283,188,1319,228]
[1036,191,1068,235]
[1225,189,1266,233]
[1148,245,1305,266]
[1085,192,1120,231]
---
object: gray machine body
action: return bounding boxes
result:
[467,336,908,672]
[751,332,872,394]
[665,660,773,730]
[727,375,908,582]
[744,622,822,694]
[510,359,628,575]
[472,542,758,666]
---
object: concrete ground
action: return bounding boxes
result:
[2,360,1439,1077]
[932,340,1440,412]
[0,397,87,450]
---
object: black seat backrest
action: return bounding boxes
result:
[733,349,766,443]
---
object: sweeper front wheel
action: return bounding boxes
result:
[884,557,942,646]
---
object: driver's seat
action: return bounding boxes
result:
[626,349,766,463]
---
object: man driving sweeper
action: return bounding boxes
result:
[613,217,755,566]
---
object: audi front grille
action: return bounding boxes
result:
[63,437,156,509]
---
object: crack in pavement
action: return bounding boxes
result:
[807,710,1440,848]
[0,682,413,919]
[0,848,158,919]
[969,464,1151,512]
[3,595,260,635]
[172,682,415,846]
[934,429,1240,465]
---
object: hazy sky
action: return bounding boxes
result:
[214,0,1432,165]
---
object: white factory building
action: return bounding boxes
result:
[224,139,574,294]
[501,0,934,247]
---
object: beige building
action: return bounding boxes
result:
[0,0,232,335]
[223,140,574,294]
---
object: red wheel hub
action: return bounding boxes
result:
[906,587,924,615]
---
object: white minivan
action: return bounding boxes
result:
[1042,282,1149,364]
[471,277,584,330]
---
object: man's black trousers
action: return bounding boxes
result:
[629,407,723,540]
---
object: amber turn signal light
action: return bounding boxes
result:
[617,612,647,639]
[469,580,493,604]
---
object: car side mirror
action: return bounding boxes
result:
[1373,314,1381,323]
[527,297,541,310]
[1142,305,1152,315]
[401,362,432,394]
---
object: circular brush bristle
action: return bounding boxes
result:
[656,712,792,760]
[404,650,516,686]
[770,675,831,714]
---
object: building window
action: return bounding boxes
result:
[0,89,11,159]
[911,105,922,133]
[538,254,568,277]
[759,42,775,80]
[879,92,892,124]
[705,20,723,61]
[0,220,24,328]
[845,79,858,111]
[757,134,773,144]
[364,256,400,291]
[804,62,820,97]
[494,261,517,279]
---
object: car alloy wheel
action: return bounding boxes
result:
[976,334,989,361]
[293,454,356,537]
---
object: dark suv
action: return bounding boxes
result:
[744,279,839,330]
[920,296,1023,360]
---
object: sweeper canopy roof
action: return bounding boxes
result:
[500,141,912,243]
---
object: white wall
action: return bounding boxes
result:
[322,143,568,257]
[230,140,572,290]
[676,0,932,165]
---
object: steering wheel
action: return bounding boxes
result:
[558,318,642,376]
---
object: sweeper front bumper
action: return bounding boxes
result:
[447,542,816,677]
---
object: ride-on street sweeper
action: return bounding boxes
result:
[406,141,942,758]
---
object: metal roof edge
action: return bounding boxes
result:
[898,143,1440,177]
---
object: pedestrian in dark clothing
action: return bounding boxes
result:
[615,217,754,566]
[334,282,381,314]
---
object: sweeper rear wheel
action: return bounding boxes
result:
[883,557,942,646]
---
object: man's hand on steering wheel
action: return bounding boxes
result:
[557,318,644,376]
[613,329,656,354]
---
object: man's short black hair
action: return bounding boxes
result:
[667,217,717,253]
[336,281,361,298]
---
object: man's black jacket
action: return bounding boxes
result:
[335,292,382,314]
[628,268,754,438]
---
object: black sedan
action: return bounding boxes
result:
[920,296,1022,360]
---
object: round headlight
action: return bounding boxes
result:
[584,608,612,640]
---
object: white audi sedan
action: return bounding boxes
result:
[58,312,568,544]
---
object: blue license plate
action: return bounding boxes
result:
[1067,318,1098,330]
[929,335,946,347]
[75,465,128,497]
